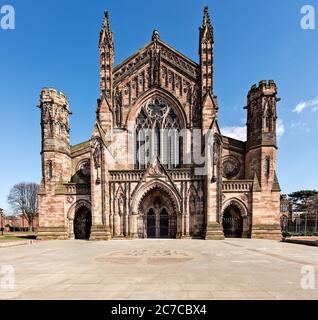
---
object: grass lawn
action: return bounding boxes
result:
[0,232,37,242]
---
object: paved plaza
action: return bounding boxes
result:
[0,239,318,300]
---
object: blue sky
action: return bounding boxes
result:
[0,0,317,212]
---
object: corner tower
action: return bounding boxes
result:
[38,88,72,239]
[245,80,281,239]
[246,80,278,182]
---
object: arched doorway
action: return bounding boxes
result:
[222,205,243,238]
[139,188,177,238]
[74,206,92,240]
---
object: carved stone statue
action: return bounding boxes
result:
[152,50,161,87]
[93,139,101,169]
[114,89,122,127]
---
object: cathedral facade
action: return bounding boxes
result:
[37,7,281,241]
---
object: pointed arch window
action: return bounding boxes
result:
[135,97,182,169]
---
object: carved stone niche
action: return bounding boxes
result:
[222,156,241,179]
[92,138,102,184]
[148,158,163,176]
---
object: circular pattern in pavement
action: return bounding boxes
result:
[95,249,194,265]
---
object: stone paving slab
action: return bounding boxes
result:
[0,240,35,248]
[0,239,317,300]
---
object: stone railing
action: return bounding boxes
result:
[222,180,253,192]
[109,168,204,182]
[168,169,203,181]
[110,171,144,182]
[63,183,91,195]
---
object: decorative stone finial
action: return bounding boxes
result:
[152,29,160,41]
[203,6,211,26]
[200,6,214,42]
[99,10,113,47]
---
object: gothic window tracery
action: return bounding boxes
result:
[135,97,182,169]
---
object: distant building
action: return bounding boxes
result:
[1,211,39,232]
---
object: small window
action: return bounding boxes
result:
[265,158,270,177]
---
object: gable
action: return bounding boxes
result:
[114,39,199,84]
[112,38,201,129]
[131,154,182,201]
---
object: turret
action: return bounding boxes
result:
[99,10,114,101]
[245,80,281,238]
[97,11,115,132]
[199,7,218,131]
[246,80,279,151]
[245,80,280,189]
[199,6,214,96]
[39,88,72,185]
[37,88,72,240]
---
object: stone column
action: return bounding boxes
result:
[155,211,160,238]
[109,213,113,237]
[125,182,130,237]
[181,214,184,237]
[242,216,248,238]
[181,213,191,239]
[89,141,111,241]
[185,213,190,236]
[113,212,121,237]
[120,214,124,237]
[124,213,129,237]
[69,219,75,240]
[130,212,138,239]
[143,215,147,239]
[205,137,224,240]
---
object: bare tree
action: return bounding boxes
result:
[7,182,39,231]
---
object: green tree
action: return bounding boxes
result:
[288,190,318,212]
[306,194,318,215]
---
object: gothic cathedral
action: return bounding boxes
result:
[37,8,281,240]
